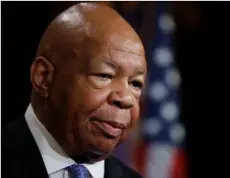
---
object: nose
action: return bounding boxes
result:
[108,89,134,109]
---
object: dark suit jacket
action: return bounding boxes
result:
[2,117,142,178]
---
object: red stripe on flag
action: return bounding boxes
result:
[131,140,148,176]
[171,149,187,178]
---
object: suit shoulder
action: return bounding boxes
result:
[2,118,27,149]
[108,156,143,178]
[3,118,22,137]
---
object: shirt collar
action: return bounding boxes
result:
[25,103,105,177]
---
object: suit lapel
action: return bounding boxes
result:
[18,118,49,178]
[104,156,123,178]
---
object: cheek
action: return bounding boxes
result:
[130,103,140,125]
[68,78,111,120]
[126,104,140,135]
[67,86,112,150]
[80,88,111,116]
[119,103,140,143]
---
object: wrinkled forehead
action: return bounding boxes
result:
[107,34,145,57]
[74,33,147,76]
[79,31,145,59]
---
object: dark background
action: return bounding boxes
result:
[2,2,230,178]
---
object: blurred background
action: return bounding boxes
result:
[2,1,230,178]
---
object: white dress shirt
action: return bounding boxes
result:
[25,103,105,178]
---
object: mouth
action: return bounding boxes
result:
[91,119,124,138]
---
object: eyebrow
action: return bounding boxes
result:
[101,58,119,70]
[101,57,146,75]
[135,68,146,75]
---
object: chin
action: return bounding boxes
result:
[85,151,111,163]
[71,124,126,162]
[71,142,115,164]
[80,136,120,163]
[90,138,118,156]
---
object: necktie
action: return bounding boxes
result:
[66,164,92,178]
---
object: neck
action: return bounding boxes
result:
[31,92,48,127]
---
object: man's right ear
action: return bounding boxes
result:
[30,56,55,98]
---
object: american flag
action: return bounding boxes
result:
[132,2,187,178]
[113,2,187,178]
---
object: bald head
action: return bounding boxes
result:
[31,2,146,162]
[36,3,144,65]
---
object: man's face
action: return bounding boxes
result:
[49,35,146,161]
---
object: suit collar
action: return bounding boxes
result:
[25,103,76,174]
[104,156,123,178]
[16,117,49,178]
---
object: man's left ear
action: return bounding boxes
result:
[30,56,55,98]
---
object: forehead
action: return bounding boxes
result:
[86,45,147,76]
[73,30,146,74]
[108,34,145,56]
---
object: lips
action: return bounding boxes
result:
[92,120,124,137]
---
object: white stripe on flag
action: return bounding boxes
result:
[145,143,175,178]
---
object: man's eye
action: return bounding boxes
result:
[95,74,113,79]
[131,81,143,89]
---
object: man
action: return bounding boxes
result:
[3,3,147,178]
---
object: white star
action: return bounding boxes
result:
[142,118,162,136]
[153,47,173,67]
[165,68,181,89]
[169,124,186,143]
[149,81,168,101]
[159,13,176,33]
[160,101,179,122]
